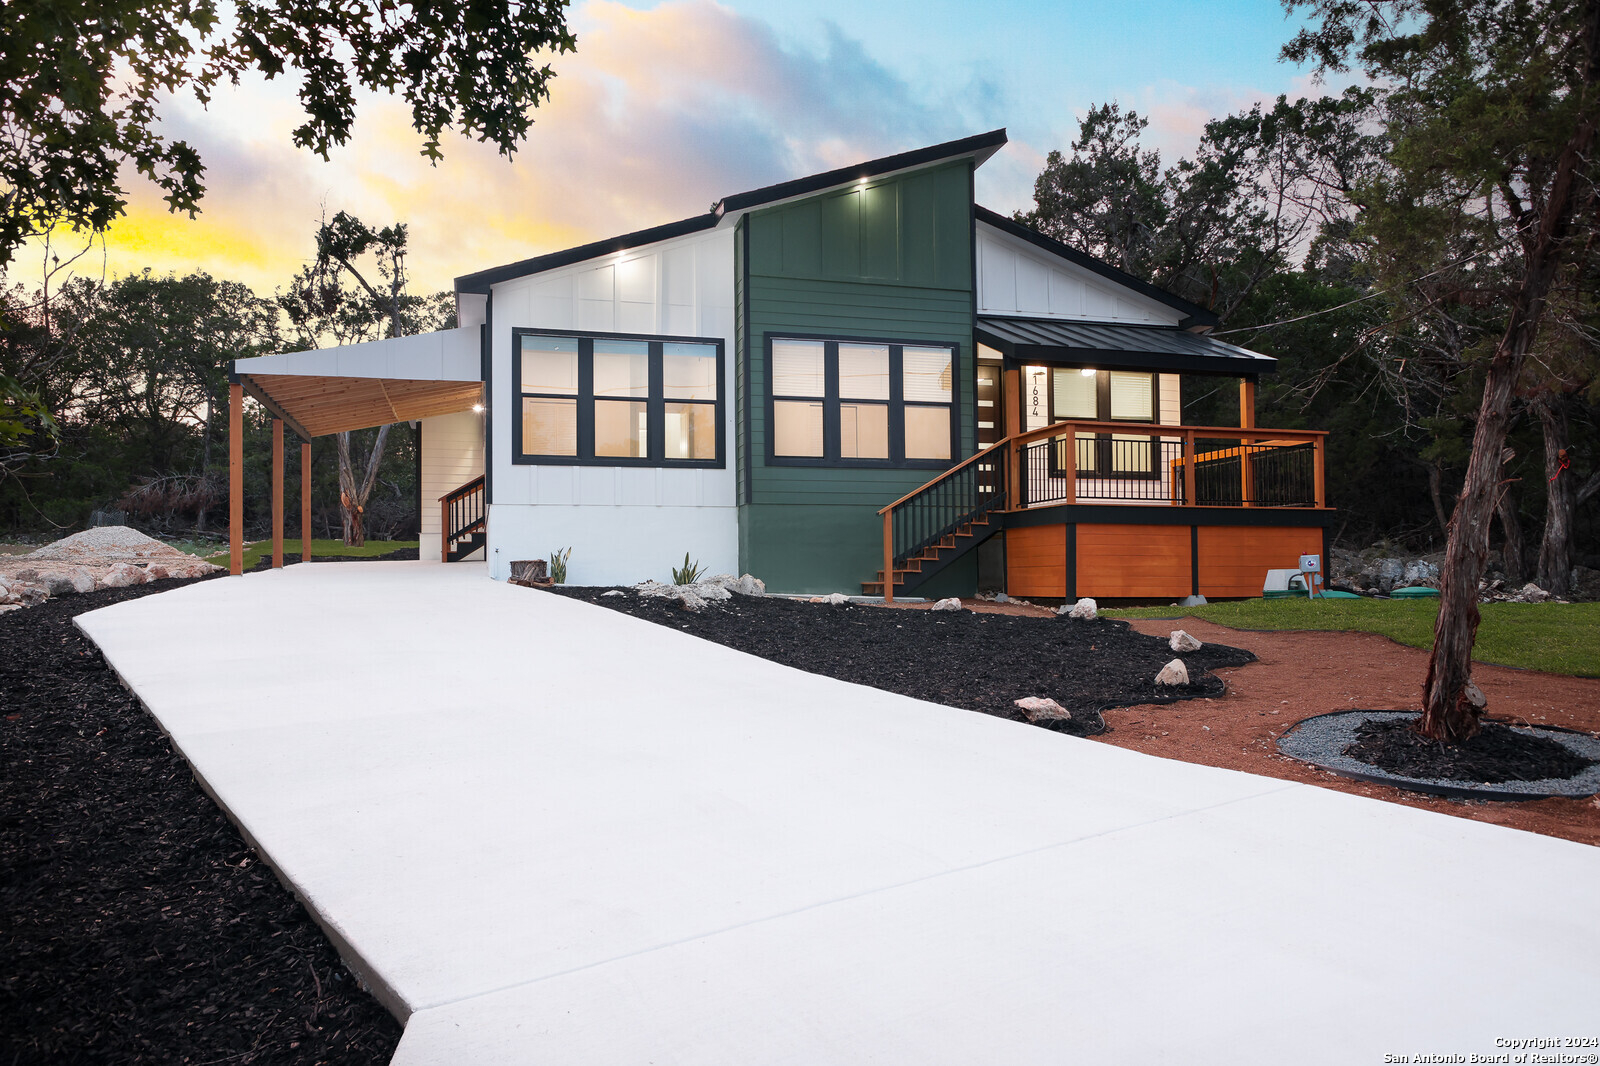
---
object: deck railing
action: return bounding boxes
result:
[876,419,1326,601]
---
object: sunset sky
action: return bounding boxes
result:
[33,0,1328,298]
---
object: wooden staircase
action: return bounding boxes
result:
[863,445,1008,600]
[860,513,995,597]
[440,475,486,562]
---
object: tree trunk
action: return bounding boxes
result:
[1494,481,1525,584]
[1534,392,1576,595]
[336,425,392,547]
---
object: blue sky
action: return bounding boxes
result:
[68,0,1323,296]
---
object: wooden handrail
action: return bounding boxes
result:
[1008,419,1327,451]
[876,435,1021,516]
[438,474,485,503]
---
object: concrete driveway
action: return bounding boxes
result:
[77,562,1600,1064]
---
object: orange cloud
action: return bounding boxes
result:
[18,0,994,300]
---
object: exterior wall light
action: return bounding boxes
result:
[472,403,485,413]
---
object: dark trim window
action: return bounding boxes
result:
[1048,367,1160,477]
[766,335,958,468]
[512,328,724,467]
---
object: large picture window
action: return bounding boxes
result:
[1048,367,1159,477]
[768,336,957,467]
[513,329,723,467]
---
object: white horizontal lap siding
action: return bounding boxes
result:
[420,411,486,560]
[975,225,1183,326]
[486,227,738,583]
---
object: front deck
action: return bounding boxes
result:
[870,419,1332,601]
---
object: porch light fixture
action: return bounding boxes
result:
[1080,367,1096,377]
[472,403,485,413]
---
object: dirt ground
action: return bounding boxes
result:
[1108,616,1600,846]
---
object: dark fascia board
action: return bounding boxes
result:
[716,128,1008,214]
[975,328,1275,378]
[973,206,1221,330]
[455,214,720,295]
[455,129,1010,295]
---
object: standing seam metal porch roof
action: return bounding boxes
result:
[976,316,1277,376]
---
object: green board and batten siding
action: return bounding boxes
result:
[736,161,978,593]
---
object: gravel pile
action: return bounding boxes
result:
[24,526,197,563]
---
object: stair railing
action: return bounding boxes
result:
[877,438,1015,603]
[439,475,486,562]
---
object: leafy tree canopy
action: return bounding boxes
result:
[0,0,577,267]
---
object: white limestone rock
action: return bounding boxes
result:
[601,589,625,598]
[1060,597,1098,620]
[1014,696,1071,722]
[1169,630,1203,653]
[931,597,963,612]
[1154,659,1189,686]
[706,573,767,596]
[0,603,20,614]
[1515,582,1551,603]
[822,592,850,605]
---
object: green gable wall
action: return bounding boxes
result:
[737,160,977,594]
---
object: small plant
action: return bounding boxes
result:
[549,547,571,584]
[671,552,704,585]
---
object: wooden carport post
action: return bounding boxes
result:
[1239,378,1257,507]
[271,419,284,568]
[229,382,243,575]
[301,442,312,562]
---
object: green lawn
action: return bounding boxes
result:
[201,539,418,573]
[1104,597,1600,678]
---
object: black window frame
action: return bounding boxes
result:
[1047,367,1162,479]
[763,332,960,471]
[511,327,725,468]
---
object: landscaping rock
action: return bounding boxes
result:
[1169,630,1203,653]
[1180,594,1208,607]
[1515,582,1551,603]
[1061,597,1098,620]
[1332,544,1444,594]
[931,597,963,612]
[817,592,850,605]
[634,579,727,609]
[1014,696,1071,721]
[601,589,625,597]
[0,603,20,614]
[1155,659,1189,686]
[707,573,766,596]
[97,562,151,589]
[993,592,1010,604]
[19,565,97,597]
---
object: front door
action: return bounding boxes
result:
[977,360,1004,449]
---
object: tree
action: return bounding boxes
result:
[0,0,576,267]
[278,213,452,546]
[1286,0,1600,741]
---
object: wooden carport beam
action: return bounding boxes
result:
[229,383,243,575]
[1239,379,1257,506]
[272,419,284,569]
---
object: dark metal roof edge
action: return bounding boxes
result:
[974,322,1276,376]
[717,129,1008,214]
[454,213,721,294]
[973,206,1221,329]
[457,130,1009,295]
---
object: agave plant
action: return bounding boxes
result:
[671,552,704,585]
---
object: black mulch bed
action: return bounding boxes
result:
[1276,710,1600,800]
[1345,717,1598,784]
[1,575,401,1064]
[554,588,1257,736]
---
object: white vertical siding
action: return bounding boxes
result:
[975,224,1184,326]
[420,410,486,561]
[485,227,738,583]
